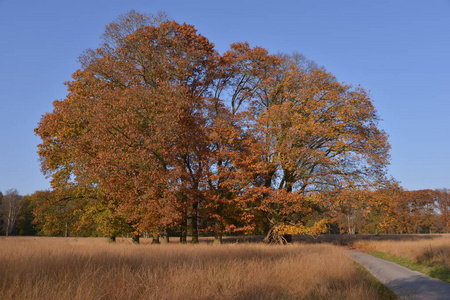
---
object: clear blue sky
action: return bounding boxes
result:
[1,0,449,195]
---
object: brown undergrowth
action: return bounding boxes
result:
[0,236,392,299]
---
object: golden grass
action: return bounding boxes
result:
[0,237,390,300]
[352,234,450,267]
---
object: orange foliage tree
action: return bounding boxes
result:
[436,189,450,232]
[36,11,391,243]
[36,11,221,242]
[332,186,447,235]
[231,53,390,242]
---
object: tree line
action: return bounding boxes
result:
[12,10,439,243]
[1,187,448,239]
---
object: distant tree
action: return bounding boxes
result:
[31,189,96,237]
[331,189,371,234]
[358,187,446,234]
[0,189,24,236]
[15,195,37,236]
[435,189,449,233]
[408,190,439,233]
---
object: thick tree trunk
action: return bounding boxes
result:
[191,202,199,244]
[180,217,187,244]
[108,235,116,243]
[162,235,169,243]
[213,232,222,245]
[161,227,169,244]
[152,233,160,244]
[213,220,223,245]
[132,234,140,244]
[262,217,271,238]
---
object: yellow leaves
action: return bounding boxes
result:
[273,219,328,237]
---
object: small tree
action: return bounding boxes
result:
[0,189,24,236]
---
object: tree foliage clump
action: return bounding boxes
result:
[35,11,391,243]
[329,186,450,234]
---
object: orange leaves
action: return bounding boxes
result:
[36,14,222,233]
[35,11,392,240]
[326,185,450,234]
[229,53,391,239]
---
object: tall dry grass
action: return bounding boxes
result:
[353,234,450,267]
[0,237,389,300]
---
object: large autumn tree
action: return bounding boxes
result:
[36,11,222,240]
[36,10,391,243]
[216,49,390,241]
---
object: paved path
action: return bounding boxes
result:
[349,250,450,300]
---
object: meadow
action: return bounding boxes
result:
[350,234,450,282]
[0,237,396,300]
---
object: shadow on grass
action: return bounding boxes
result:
[429,267,450,283]
[217,234,446,246]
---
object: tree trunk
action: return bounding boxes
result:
[161,227,169,244]
[213,220,223,245]
[262,218,271,237]
[264,228,288,244]
[152,233,160,244]
[108,235,116,243]
[180,216,187,244]
[132,233,140,244]
[191,202,199,244]
[64,221,68,237]
[5,208,11,236]
[213,232,223,245]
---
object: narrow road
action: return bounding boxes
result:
[349,250,450,300]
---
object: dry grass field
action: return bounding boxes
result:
[352,234,450,267]
[0,237,395,300]
[225,233,450,282]
[349,234,450,282]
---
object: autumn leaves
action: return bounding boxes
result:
[35,11,390,242]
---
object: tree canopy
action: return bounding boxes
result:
[35,11,391,243]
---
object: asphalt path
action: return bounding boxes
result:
[349,250,450,300]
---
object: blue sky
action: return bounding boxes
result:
[0,0,449,195]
